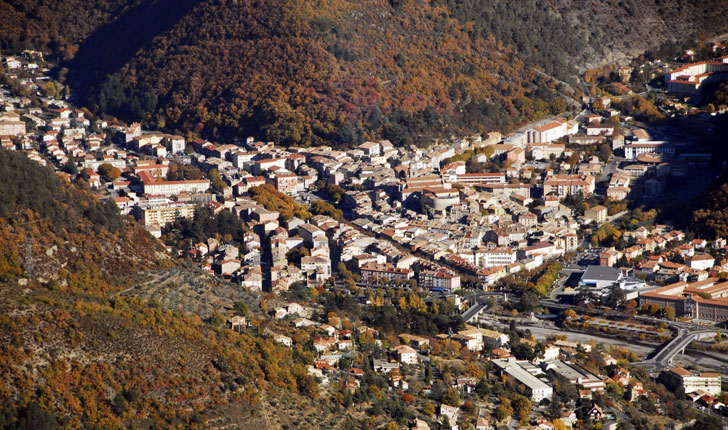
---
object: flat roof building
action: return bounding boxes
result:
[492,358,553,402]
[579,266,623,290]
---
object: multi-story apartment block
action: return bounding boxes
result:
[418,268,461,291]
[360,263,414,283]
[543,174,595,197]
[133,202,196,228]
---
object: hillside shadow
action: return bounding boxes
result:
[66,0,199,98]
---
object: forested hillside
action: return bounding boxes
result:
[0,150,316,428]
[76,0,570,147]
[1,0,728,146]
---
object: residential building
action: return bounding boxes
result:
[584,205,607,224]
[623,142,675,160]
[544,174,595,197]
[139,172,210,196]
[418,268,461,291]
[393,345,418,364]
[360,263,414,283]
[661,367,722,395]
[477,247,517,268]
[133,202,196,228]
[665,58,728,95]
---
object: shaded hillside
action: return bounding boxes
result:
[0,0,146,55]
[0,150,317,428]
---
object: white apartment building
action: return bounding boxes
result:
[662,367,722,396]
[168,135,185,154]
[142,179,210,196]
[133,202,196,228]
[476,248,517,268]
[623,141,674,159]
[140,171,210,196]
[450,172,506,185]
[526,119,577,144]
[665,58,728,95]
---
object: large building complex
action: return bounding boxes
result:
[418,268,461,292]
[139,172,211,196]
[639,278,728,322]
[623,141,675,160]
[492,358,553,402]
[665,57,728,95]
[661,367,722,396]
[526,119,578,144]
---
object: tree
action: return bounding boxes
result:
[493,404,511,422]
[207,169,227,193]
[690,413,722,430]
[62,159,78,175]
[9,402,59,430]
[286,247,309,266]
[664,306,675,320]
[510,394,532,424]
[97,163,121,181]
[112,393,128,415]
[311,200,343,221]
[234,301,249,317]
[598,143,612,162]
[606,285,626,308]
[440,387,461,406]
[553,419,567,430]
[423,402,436,417]
[518,291,539,312]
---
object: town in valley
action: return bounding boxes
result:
[4,38,728,430]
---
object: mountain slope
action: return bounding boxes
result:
[553,0,728,65]
[75,0,569,146]
[2,0,728,146]
[0,150,316,428]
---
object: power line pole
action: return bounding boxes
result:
[24,237,34,282]
[448,326,453,360]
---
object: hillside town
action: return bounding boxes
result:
[2,44,728,430]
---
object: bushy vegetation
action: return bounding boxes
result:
[432,0,583,82]
[614,96,665,123]
[0,149,124,234]
[691,166,728,239]
[310,200,344,221]
[164,206,247,245]
[248,184,312,221]
[533,261,562,296]
[0,151,316,427]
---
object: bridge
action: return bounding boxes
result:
[638,328,727,371]
[462,301,488,323]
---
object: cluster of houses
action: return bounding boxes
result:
[571,220,728,322]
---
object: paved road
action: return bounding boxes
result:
[606,210,629,224]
